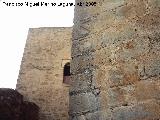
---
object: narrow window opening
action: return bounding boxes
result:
[63,62,70,85]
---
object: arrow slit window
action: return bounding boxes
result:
[63,62,71,85]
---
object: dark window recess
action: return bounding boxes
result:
[63,62,71,85]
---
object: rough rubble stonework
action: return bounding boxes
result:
[16,27,72,120]
[0,88,39,120]
[70,0,160,120]
[16,0,160,120]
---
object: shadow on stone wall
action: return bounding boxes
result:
[0,88,39,120]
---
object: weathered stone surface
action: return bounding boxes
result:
[112,100,160,120]
[135,79,160,101]
[16,27,72,120]
[15,0,160,119]
[71,0,160,119]
[107,79,160,108]
[107,85,136,108]
[70,92,100,114]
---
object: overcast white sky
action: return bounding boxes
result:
[0,0,74,89]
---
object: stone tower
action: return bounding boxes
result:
[70,0,160,120]
[16,27,72,120]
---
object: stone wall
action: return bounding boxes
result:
[70,0,160,119]
[0,88,39,120]
[16,27,72,120]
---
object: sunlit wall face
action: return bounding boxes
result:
[0,0,75,89]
